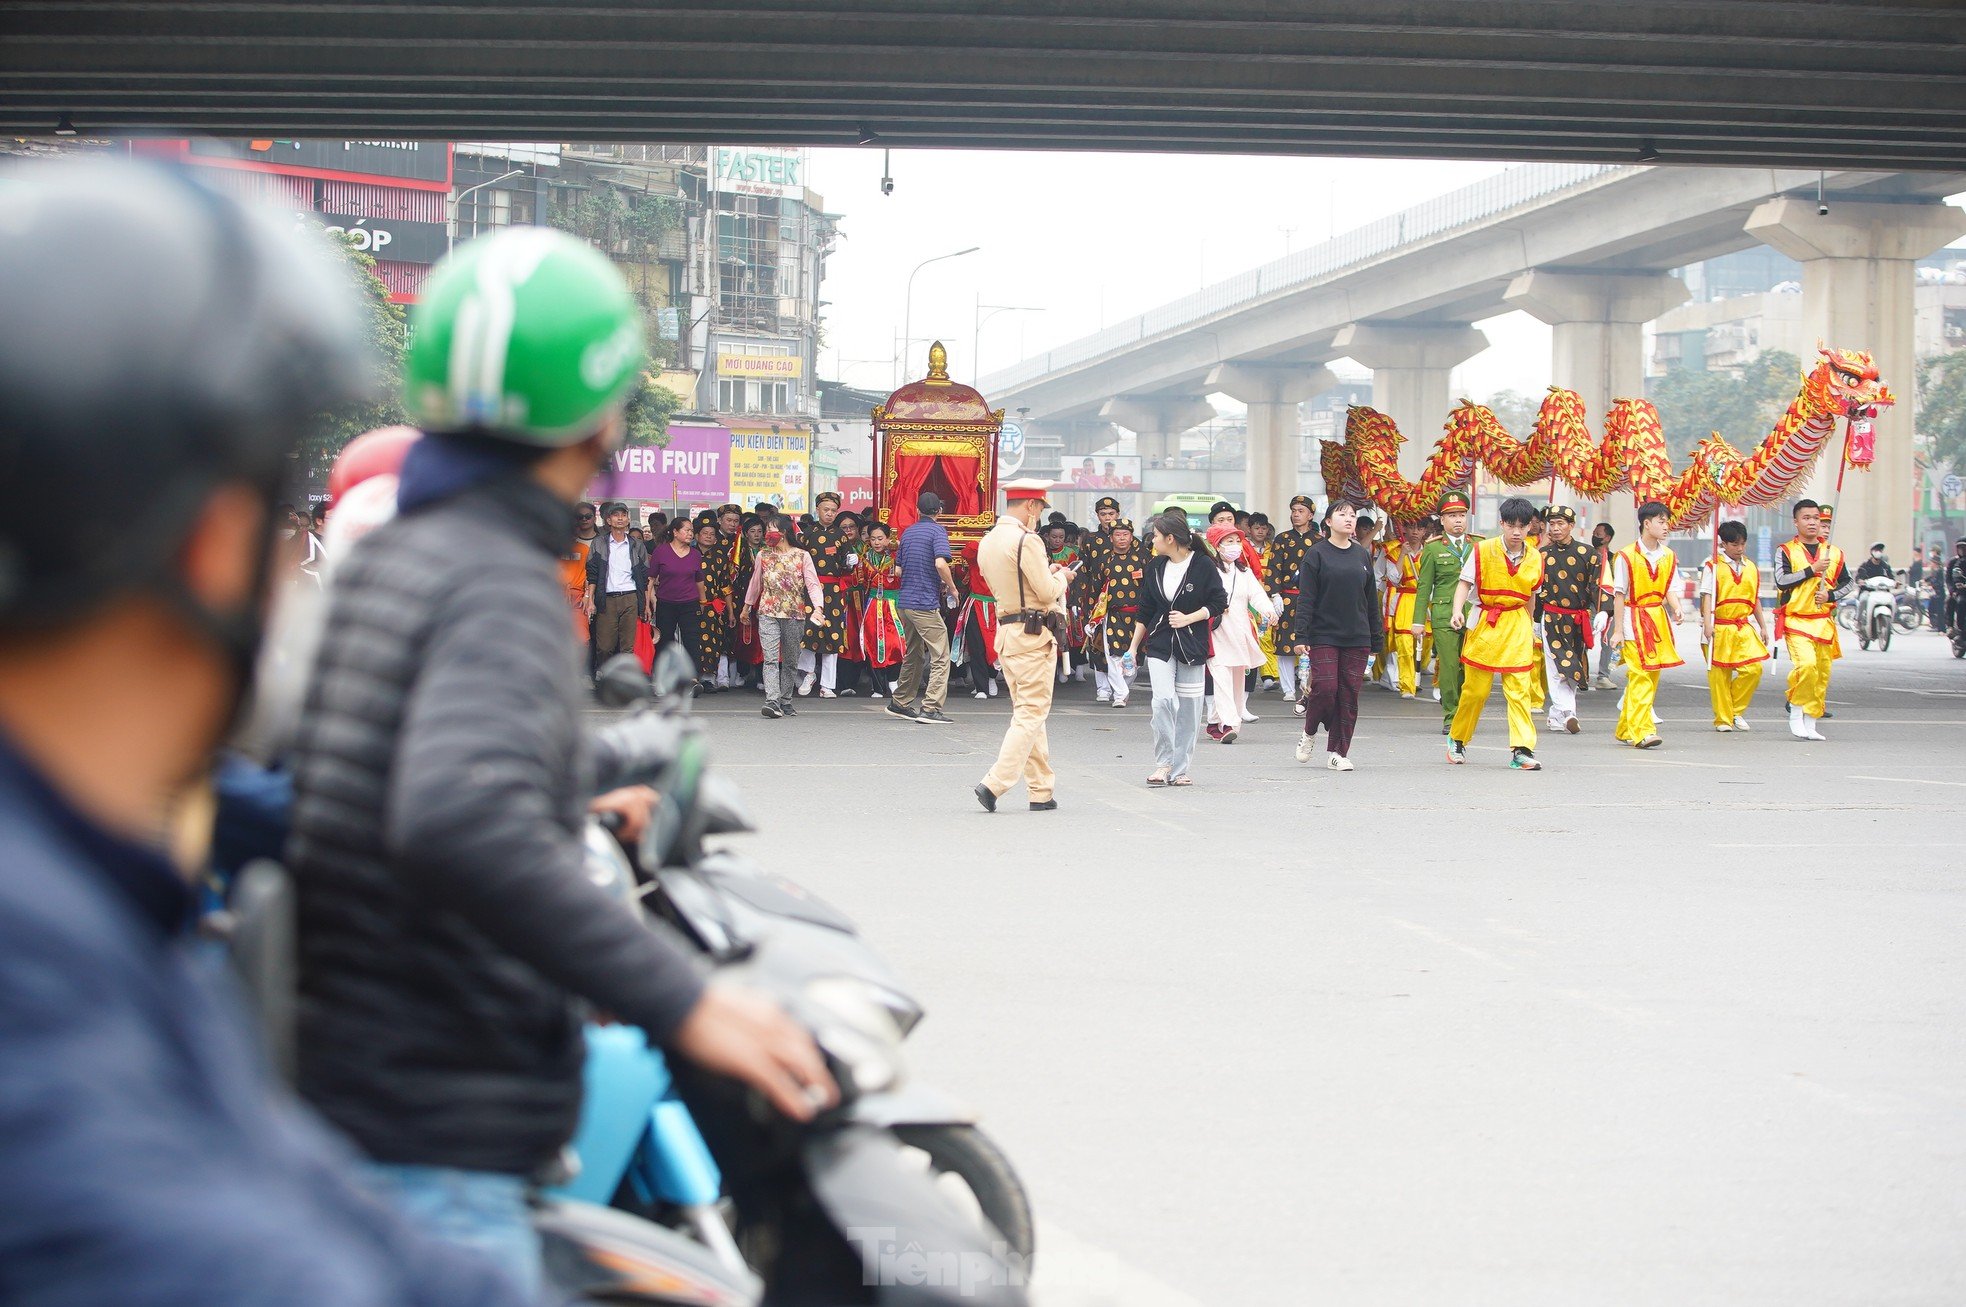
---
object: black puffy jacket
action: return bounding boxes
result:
[287,473,704,1176]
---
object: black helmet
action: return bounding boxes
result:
[0,158,373,633]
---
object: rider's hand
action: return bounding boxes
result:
[672,984,838,1121]
[588,785,660,843]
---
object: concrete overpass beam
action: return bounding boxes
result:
[1100,394,1218,465]
[1205,363,1334,516]
[1330,323,1487,483]
[1504,270,1689,535]
[1745,197,1966,557]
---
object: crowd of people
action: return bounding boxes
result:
[574,467,1966,795]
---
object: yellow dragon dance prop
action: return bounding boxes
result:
[1319,346,1894,530]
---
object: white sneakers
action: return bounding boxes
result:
[1294,735,1317,763]
[797,671,816,697]
[1733,715,1751,731]
[1326,753,1355,771]
[1240,710,1260,723]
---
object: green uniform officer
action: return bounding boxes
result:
[1410,489,1483,734]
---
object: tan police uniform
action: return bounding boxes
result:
[976,482,1072,807]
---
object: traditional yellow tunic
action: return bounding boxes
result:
[1450,537,1543,751]
[1777,537,1846,718]
[1705,556,1768,728]
[1381,539,1421,695]
[1614,542,1682,744]
[1461,537,1543,674]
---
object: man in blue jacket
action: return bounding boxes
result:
[0,160,533,1304]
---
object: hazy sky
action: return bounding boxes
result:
[805,147,1553,406]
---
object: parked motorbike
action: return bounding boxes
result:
[570,648,1033,1303]
[1898,581,1931,632]
[1855,576,1897,651]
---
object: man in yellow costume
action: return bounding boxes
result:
[1377,517,1425,698]
[1446,497,1545,770]
[1611,499,1685,749]
[1773,498,1850,741]
[1700,519,1773,732]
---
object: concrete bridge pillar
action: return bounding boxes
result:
[1504,270,1689,538]
[1330,323,1487,484]
[1205,363,1333,516]
[1745,197,1966,558]
[1099,394,1218,466]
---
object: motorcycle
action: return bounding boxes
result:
[220,860,764,1307]
[1855,576,1897,652]
[1898,581,1931,633]
[564,648,1033,1304]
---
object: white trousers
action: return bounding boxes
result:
[795,650,839,689]
[1106,653,1136,702]
[1543,642,1577,724]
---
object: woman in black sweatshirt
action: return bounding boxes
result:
[1291,501,1384,770]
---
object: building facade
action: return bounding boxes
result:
[131,138,454,303]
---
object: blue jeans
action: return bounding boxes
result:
[364,1162,540,1295]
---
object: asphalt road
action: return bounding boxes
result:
[638,630,1966,1305]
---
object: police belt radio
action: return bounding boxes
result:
[1016,538,1070,641]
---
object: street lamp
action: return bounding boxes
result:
[447,168,525,252]
[972,302,1044,383]
[899,246,980,385]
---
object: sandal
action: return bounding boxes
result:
[1168,773,1193,787]
[1146,767,1170,787]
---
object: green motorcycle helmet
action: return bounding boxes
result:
[405,227,644,445]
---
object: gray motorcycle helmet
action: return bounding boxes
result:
[0,158,374,634]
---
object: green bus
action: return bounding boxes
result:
[1150,492,1226,530]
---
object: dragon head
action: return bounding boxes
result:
[1816,345,1895,414]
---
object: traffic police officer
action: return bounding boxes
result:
[975,479,1075,812]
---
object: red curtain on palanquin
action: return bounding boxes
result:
[886,452,981,536]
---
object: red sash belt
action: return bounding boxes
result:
[1628,595,1669,664]
[1476,591,1528,627]
[818,575,850,586]
[1542,603,1595,648]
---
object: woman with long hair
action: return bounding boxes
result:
[1203,521,1279,743]
[1128,513,1228,787]
[1291,500,1383,771]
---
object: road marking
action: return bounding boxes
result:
[1847,775,1966,789]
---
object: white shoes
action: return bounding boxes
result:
[797,671,816,696]
[973,690,987,700]
[1788,704,1825,740]
[1095,689,1112,704]
[1714,722,1733,732]
[1240,710,1260,723]
[1400,691,1416,700]
[988,681,999,698]
[1432,687,1443,702]
[1326,754,1355,771]
[819,688,837,699]
[1293,701,1307,715]
[1294,735,1317,763]
[870,690,884,700]
[1110,696,1128,708]
[1733,715,1751,732]
[1803,717,1826,741]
